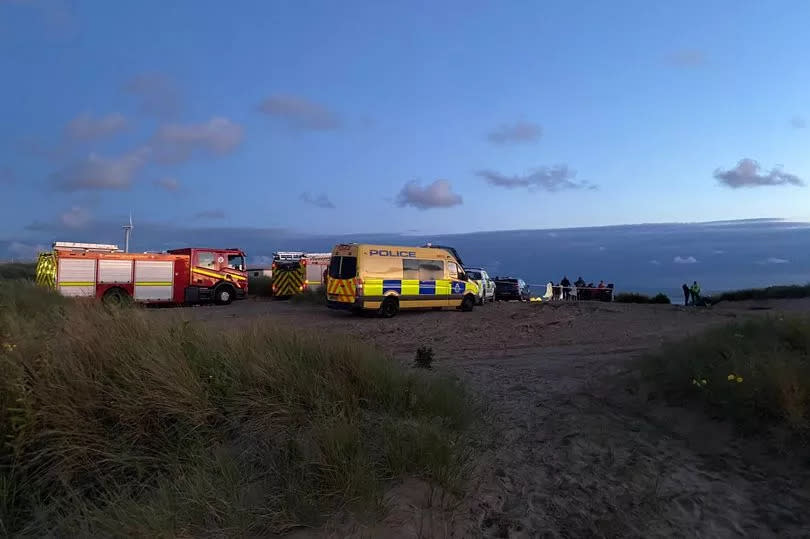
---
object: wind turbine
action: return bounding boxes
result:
[122,212,133,253]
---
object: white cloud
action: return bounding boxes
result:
[396,179,463,210]
[51,147,151,191]
[59,206,91,228]
[477,166,594,191]
[760,257,789,264]
[154,177,180,192]
[649,259,661,265]
[300,192,335,209]
[8,241,48,260]
[124,73,181,118]
[258,94,342,130]
[487,121,542,145]
[714,158,804,188]
[65,113,127,140]
[153,117,244,163]
[674,256,698,264]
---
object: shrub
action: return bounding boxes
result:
[0,281,475,536]
[713,283,810,303]
[415,346,434,369]
[640,316,810,445]
[615,292,671,305]
[0,263,36,281]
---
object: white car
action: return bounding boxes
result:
[464,267,495,305]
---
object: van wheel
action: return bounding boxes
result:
[215,285,234,305]
[461,295,475,312]
[379,297,399,318]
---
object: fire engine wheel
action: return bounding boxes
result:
[379,297,399,318]
[102,287,130,306]
[214,285,234,305]
[461,294,475,312]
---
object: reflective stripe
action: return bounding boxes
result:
[60,281,94,286]
[364,279,383,296]
[359,279,466,296]
[401,279,419,295]
[193,268,222,279]
[193,268,248,281]
[135,281,172,286]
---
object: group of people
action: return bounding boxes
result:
[682,281,702,306]
[557,275,607,300]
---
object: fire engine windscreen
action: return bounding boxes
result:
[227,254,245,271]
[329,256,357,279]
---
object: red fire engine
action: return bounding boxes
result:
[35,242,248,305]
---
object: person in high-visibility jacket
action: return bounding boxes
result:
[690,281,701,306]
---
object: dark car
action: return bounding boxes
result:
[494,277,530,301]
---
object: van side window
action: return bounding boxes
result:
[419,260,443,280]
[403,259,419,280]
[447,262,459,279]
[402,259,444,280]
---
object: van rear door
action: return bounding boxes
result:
[327,255,358,302]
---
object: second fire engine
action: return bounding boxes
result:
[36,242,248,305]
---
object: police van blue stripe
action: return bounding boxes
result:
[419,280,436,295]
[383,279,401,294]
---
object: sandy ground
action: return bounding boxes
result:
[154,298,810,538]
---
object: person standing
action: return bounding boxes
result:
[682,283,690,306]
[561,276,571,300]
[690,281,701,306]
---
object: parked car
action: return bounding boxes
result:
[464,267,495,304]
[494,277,531,301]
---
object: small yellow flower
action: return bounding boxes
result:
[736,376,743,383]
[2,343,16,352]
[727,374,735,381]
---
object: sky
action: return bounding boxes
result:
[2,0,810,259]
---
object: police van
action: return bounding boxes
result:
[326,243,479,317]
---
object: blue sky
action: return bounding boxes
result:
[2,0,810,258]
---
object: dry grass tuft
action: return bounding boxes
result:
[0,281,475,536]
[640,316,810,446]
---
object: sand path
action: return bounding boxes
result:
[161,298,810,537]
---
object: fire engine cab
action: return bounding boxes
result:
[35,242,248,305]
